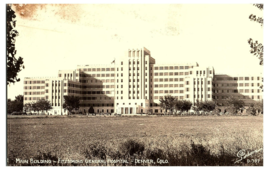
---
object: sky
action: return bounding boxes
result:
[6,3,264,100]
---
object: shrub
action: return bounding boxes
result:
[84,143,107,159]
[248,101,263,116]
[119,139,145,156]
[89,106,94,114]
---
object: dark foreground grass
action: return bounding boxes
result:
[7,116,263,166]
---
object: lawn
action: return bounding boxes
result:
[7,115,263,166]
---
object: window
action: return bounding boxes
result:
[239,77,243,80]
[245,77,249,80]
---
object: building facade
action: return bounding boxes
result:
[23,47,263,115]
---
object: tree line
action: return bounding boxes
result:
[7,94,262,116]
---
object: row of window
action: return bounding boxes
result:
[195,81,211,85]
[154,96,187,100]
[155,78,190,83]
[24,92,45,95]
[196,71,212,75]
[154,66,191,70]
[79,68,115,72]
[215,77,261,81]
[214,89,262,93]
[194,88,210,91]
[24,97,45,100]
[51,96,61,99]
[154,84,184,88]
[65,84,115,89]
[58,73,72,77]
[66,90,113,94]
[154,72,191,76]
[80,97,112,100]
[79,73,115,77]
[128,61,142,65]
[24,86,45,89]
[78,91,113,95]
[24,80,45,84]
[80,97,115,101]
[154,90,185,94]
[213,83,238,87]
[214,83,261,87]
[79,79,115,83]
[129,79,149,82]
[155,84,188,88]
[51,103,60,106]
[214,95,261,99]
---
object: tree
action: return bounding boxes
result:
[248,4,263,65]
[6,4,24,85]
[63,95,80,115]
[225,96,245,114]
[7,95,24,113]
[15,94,23,103]
[174,100,192,112]
[181,100,192,112]
[197,101,216,112]
[35,99,52,114]
[175,100,184,111]
[248,4,263,91]
[159,95,177,112]
[7,99,13,114]
[23,103,32,113]
[248,100,263,116]
[31,102,41,114]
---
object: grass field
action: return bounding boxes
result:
[7,115,263,166]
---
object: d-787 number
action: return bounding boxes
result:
[247,159,260,164]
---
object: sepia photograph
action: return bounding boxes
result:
[6,1,264,166]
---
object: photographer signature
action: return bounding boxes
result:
[234,148,262,163]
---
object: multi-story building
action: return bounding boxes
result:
[23,47,263,115]
[213,74,263,105]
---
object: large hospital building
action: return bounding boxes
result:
[23,47,263,115]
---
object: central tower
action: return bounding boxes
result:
[114,47,155,114]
